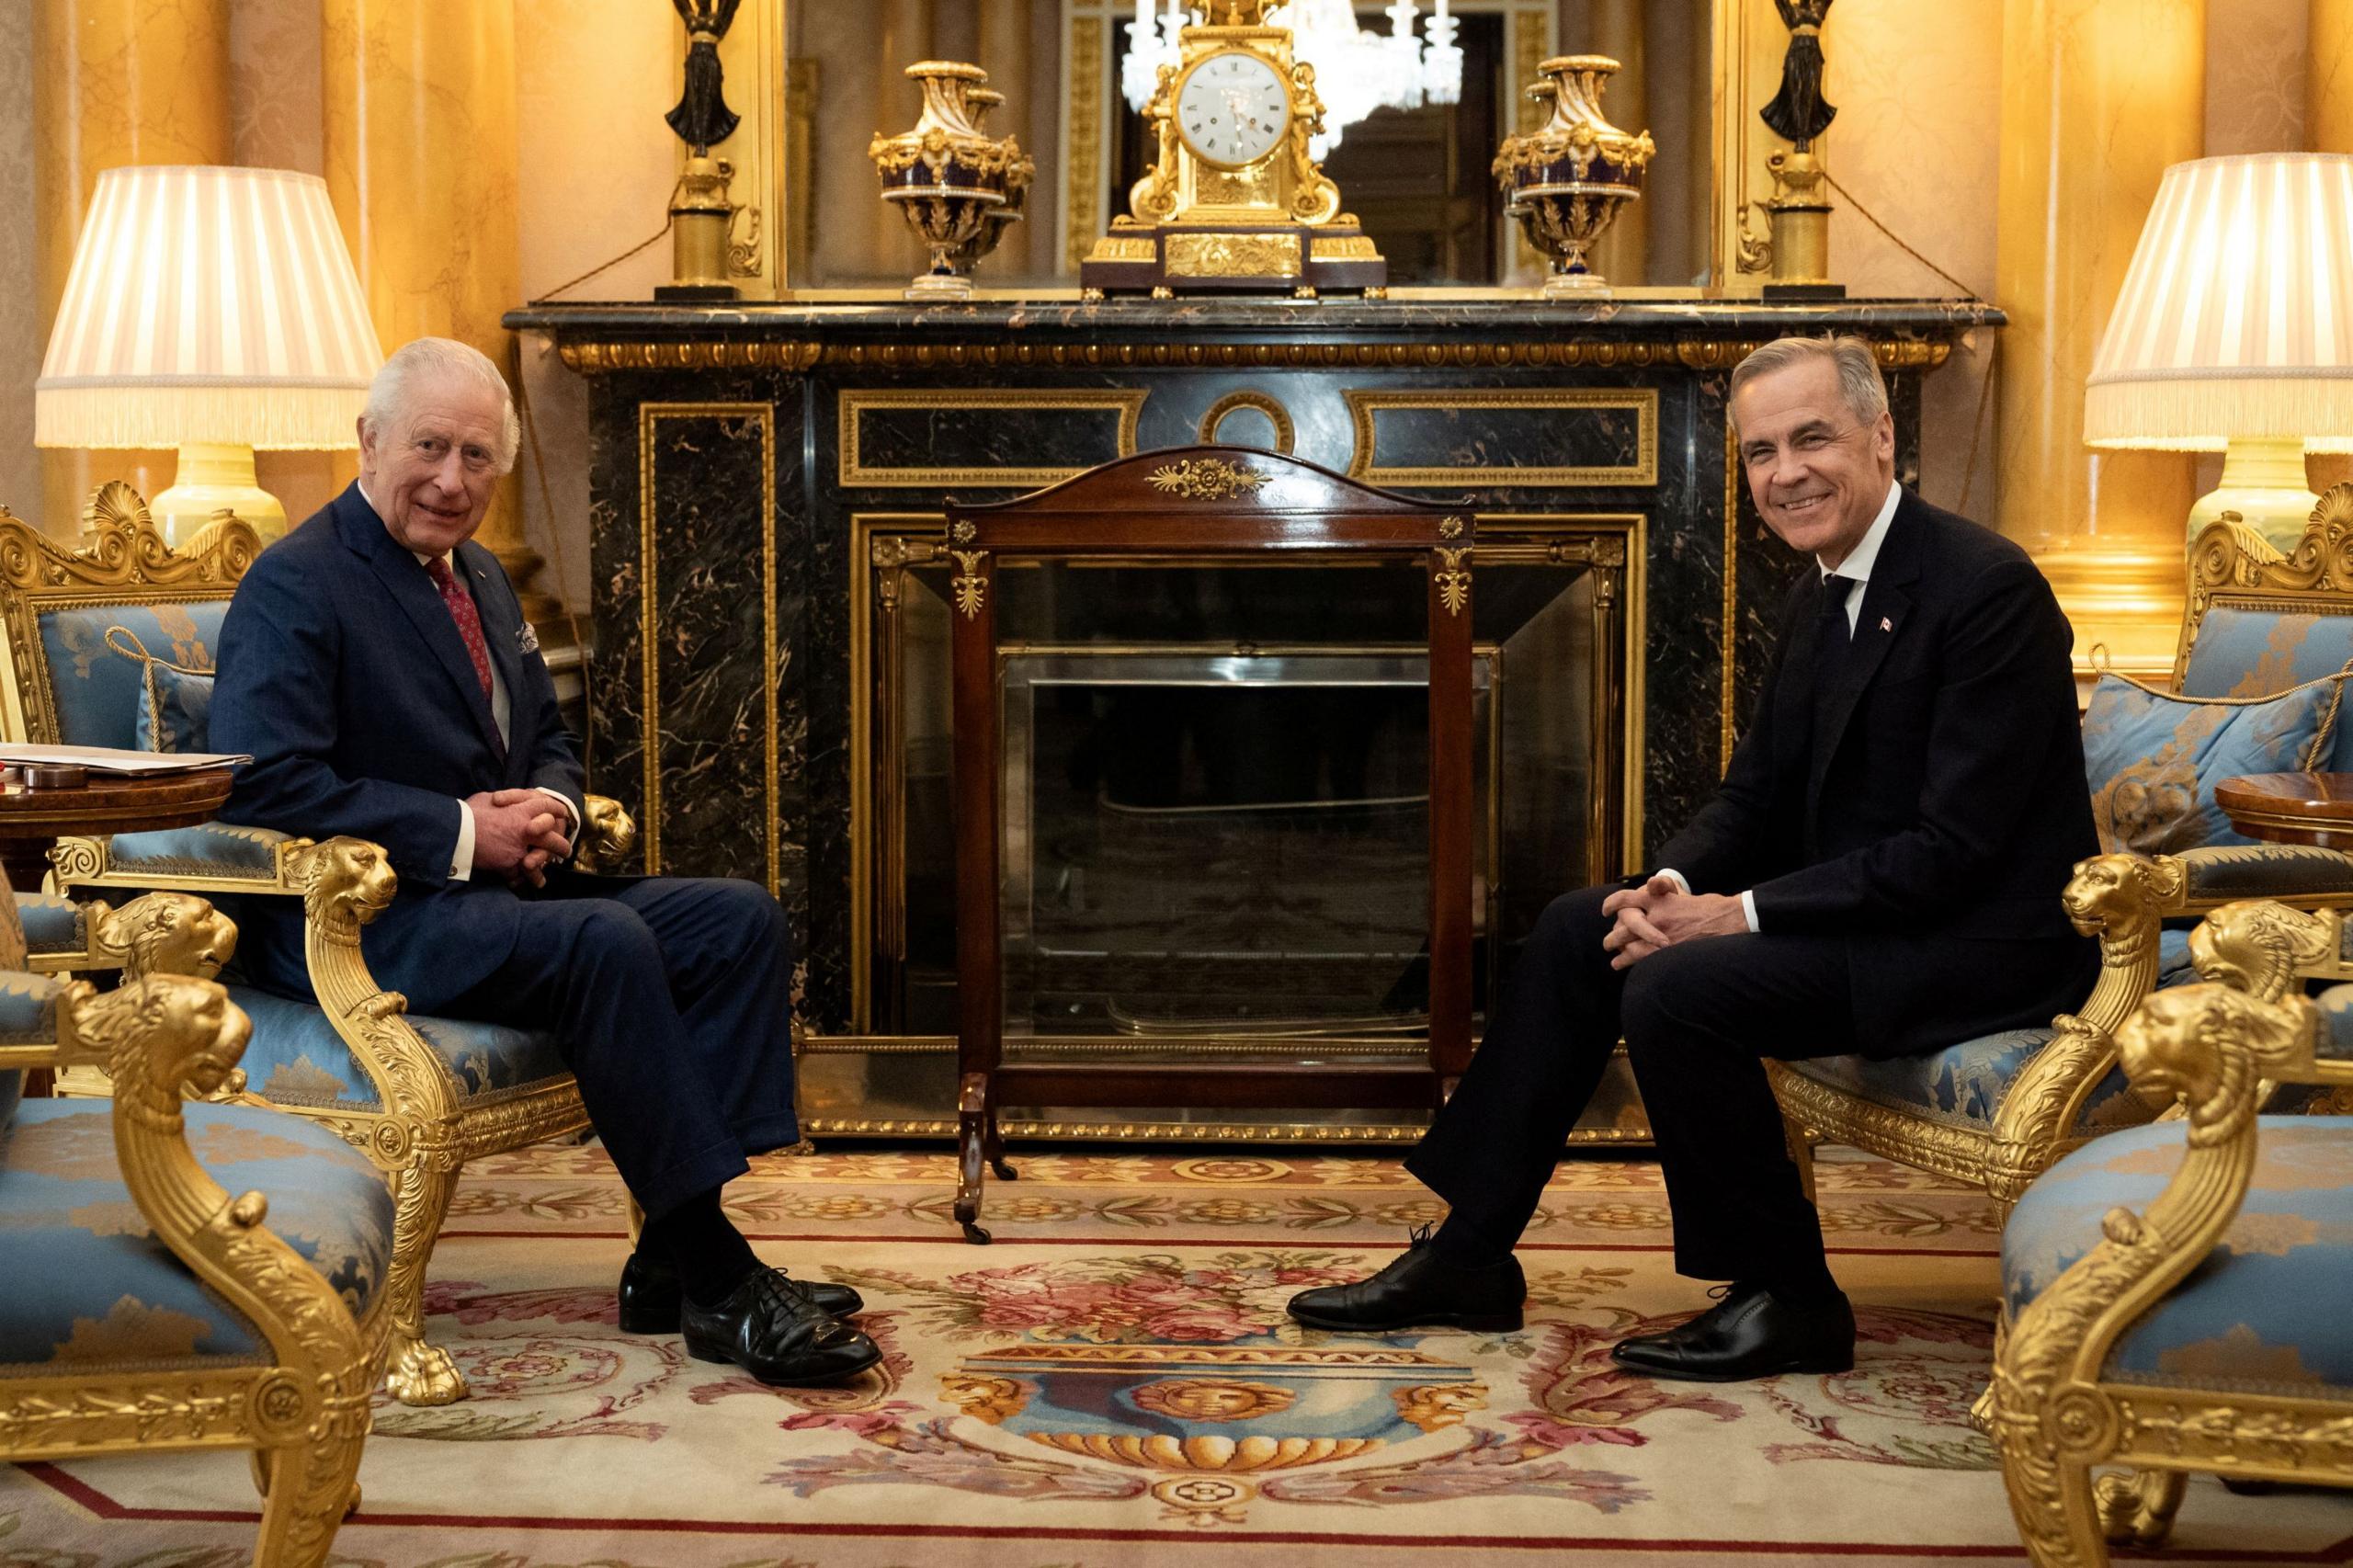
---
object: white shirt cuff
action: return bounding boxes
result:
[1654,868,1691,895]
[451,799,475,881]
[1739,889,1760,932]
[533,788,581,836]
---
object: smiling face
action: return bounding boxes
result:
[1731,357,1895,569]
[357,371,509,556]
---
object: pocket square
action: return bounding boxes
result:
[517,620,540,654]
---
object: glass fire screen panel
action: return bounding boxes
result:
[875,554,1600,1048]
[1002,652,1490,1047]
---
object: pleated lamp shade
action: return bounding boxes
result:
[2086,153,2353,453]
[36,165,381,451]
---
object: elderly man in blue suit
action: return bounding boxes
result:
[211,336,877,1387]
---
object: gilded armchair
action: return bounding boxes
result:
[1770,487,2353,1209]
[0,485,634,1406]
[0,963,391,1567]
[1991,969,2353,1566]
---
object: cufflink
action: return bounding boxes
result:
[517,621,541,653]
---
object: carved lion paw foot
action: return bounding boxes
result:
[383,1337,469,1405]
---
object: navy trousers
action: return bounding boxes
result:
[419,873,802,1221]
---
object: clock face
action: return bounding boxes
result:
[1175,51,1291,168]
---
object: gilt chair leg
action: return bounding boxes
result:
[380,1145,469,1405]
[1994,1384,2114,1568]
[2095,1467,2188,1548]
[250,1426,368,1568]
[1780,1115,1818,1206]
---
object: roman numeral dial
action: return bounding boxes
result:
[1174,50,1291,168]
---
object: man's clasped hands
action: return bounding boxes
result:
[1599,874,1751,970]
[465,789,574,888]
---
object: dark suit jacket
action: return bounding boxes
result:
[1651,488,2098,1056]
[210,483,586,1006]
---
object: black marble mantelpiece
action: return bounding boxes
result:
[510,292,1999,1141]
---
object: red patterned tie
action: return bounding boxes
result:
[425,555,494,704]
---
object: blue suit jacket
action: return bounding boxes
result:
[210,482,587,1007]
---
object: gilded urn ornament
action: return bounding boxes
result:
[1493,55,1655,298]
[869,62,1035,301]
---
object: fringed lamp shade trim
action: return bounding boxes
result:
[2086,153,2353,451]
[2086,370,2353,453]
[36,165,381,450]
[34,383,369,451]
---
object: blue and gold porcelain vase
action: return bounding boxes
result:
[1493,55,1655,299]
[869,62,1035,301]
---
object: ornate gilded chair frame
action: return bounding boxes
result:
[1770,493,2353,1210]
[0,491,631,1406]
[1990,972,2353,1567]
[0,972,384,1568]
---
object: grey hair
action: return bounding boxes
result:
[1728,335,1889,430]
[359,337,521,474]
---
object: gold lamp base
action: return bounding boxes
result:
[150,442,285,547]
[2188,435,2315,553]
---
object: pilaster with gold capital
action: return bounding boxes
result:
[1995,0,2204,684]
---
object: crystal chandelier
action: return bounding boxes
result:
[1121,1,1461,159]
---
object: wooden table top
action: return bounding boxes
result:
[2215,771,2353,848]
[0,767,234,840]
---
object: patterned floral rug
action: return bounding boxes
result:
[6,1143,2350,1566]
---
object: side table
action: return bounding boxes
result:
[2215,772,2353,849]
[0,767,234,1095]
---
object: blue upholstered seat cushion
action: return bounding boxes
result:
[0,1097,391,1369]
[0,971,66,1045]
[2004,1117,2353,1397]
[36,602,228,749]
[225,984,567,1110]
[1779,932,2194,1132]
[2080,673,2337,858]
[104,822,292,879]
[135,662,213,754]
[2310,983,2353,1063]
[16,894,85,957]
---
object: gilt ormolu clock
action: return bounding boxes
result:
[1080,0,1385,296]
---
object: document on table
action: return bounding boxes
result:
[0,744,252,775]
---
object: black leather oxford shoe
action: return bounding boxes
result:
[1286,1232,1526,1334]
[1608,1282,1855,1382]
[680,1267,882,1385]
[618,1252,864,1334]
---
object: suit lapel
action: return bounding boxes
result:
[338,491,507,756]
[1804,491,1923,819]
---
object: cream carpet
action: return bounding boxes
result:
[5,1142,2349,1566]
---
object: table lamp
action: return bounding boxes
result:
[2086,153,2353,551]
[36,165,381,545]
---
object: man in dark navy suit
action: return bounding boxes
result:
[211,337,878,1387]
[1290,336,2099,1379]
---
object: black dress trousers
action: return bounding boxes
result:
[1404,883,1859,1284]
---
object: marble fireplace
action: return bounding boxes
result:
[507,295,1993,1144]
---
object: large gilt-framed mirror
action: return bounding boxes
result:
[698,1,1802,294]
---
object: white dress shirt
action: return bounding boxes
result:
[356,482,576,880]
[1657,480,1904,933]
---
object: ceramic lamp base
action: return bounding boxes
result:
[151,442,285,546]
[2188,436,2316,553]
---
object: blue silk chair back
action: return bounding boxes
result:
[2175,507,2353,770]
[33,601,232,748]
